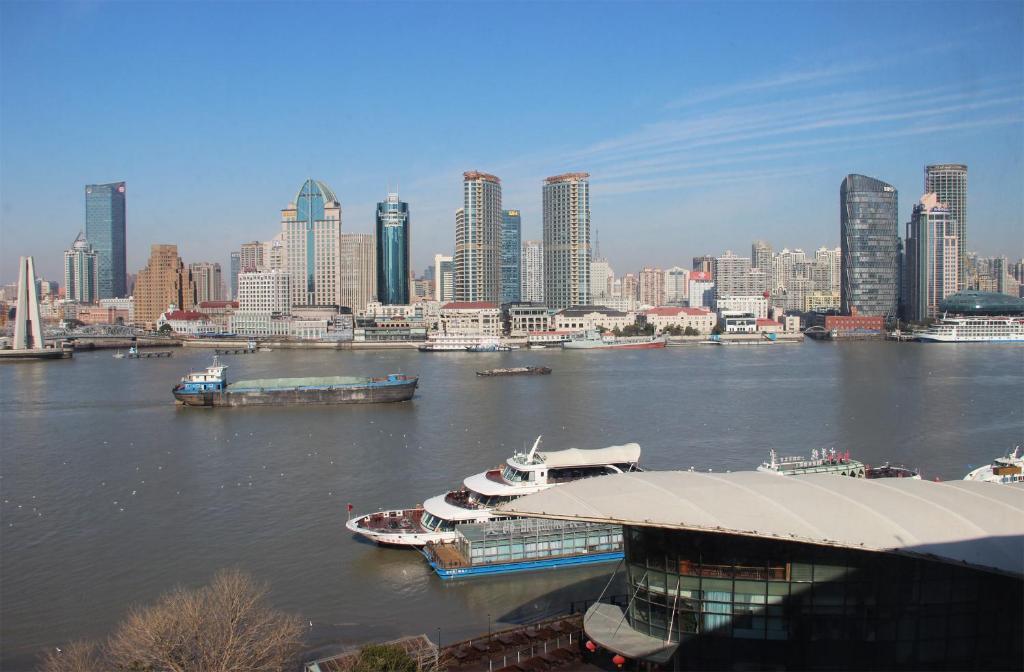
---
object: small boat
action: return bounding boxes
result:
[476,366,552,377]
[865,463,921,479]
[465,343,512,352]
[963,446,1023,485]
[112,350,125,359]
[258,347,273,352]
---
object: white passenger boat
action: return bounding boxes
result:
[345,437,642,547]
[914,315,1024,343]
[964,447,1023,485]
[418,335,501,352]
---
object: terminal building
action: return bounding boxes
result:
[502,471,1023,670]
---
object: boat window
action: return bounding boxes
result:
[502,465,531,482]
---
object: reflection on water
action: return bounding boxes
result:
[1,342,1021,668]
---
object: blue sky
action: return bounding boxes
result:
[1,1,1022,283]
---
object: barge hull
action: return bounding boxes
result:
[174,380,417,407]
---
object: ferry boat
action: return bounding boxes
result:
[963,447,1023,485]
[418,335,501,352]
[345,437,641,547]
[914,315,1024,343]
[757,448,920,479]
[562,330,667,350]
[476,366,552,376]
[172,356,417,407]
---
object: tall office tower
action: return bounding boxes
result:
[924,164,967,288]
[262,233,286,271]
[229,252,240,300]
[85,181,127,298]
[501,209,522,304]
[663,266,690,305]
[282,179,342,308]
[189,262,223,303]
[1011,259,1024,285]
[638,267,665,306]
[454,172,502,302]
[621,273,639,302]
[714,251,754,297]
[64,232,100,304]
[905,193,959,321]
[751,240,773,275]
[542,173,591,309]
[339,233,376,312]
[692,255,715,276]
[521,240,544,303]
[239,241,265,272]
[12,257,44,349]
[375,192,410,305]
[840,174,899,318]
[134,244,196,328]
[433,254,455,302]
[590,258,614,301]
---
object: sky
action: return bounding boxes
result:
[1,1,1022,284]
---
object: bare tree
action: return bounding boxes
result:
[38,640,105,672]
[104,569,304,672]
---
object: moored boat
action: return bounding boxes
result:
[172,356,417,407]
[963,446,1023,485]
[562,330,667,350]
[476,366,552,376]
[914,315,1024,343]
[345,436,642,547]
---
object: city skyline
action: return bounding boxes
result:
[1,2,1021,283]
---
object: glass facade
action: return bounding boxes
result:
[85,182,127,298]
[616,526,1022,670]
[925,164,967,288]
[840,175,899,318]
[375,194,410,305]
[501,210,522,304]
[939,290,1024,315]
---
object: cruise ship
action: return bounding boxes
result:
[345,437,642,546]
[964,447,1023,485]
[914,316,1024,343]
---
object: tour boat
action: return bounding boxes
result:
[963,447,1023,485]
[914,315,1024,343]
[418,335,501,352]
[345,437,642,547]
[562,330,667,350]
[757,448,920,479]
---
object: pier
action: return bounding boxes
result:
[127,350,173,358]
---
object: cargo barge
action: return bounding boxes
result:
[172,356,417,407]
[422,518,623,579]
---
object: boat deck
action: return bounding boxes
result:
[356,508,423,532]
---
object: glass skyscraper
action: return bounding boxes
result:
[85,181,127,298]
[375,193,410,305]
[924,164,967,288]
[500,209,522,304]
[840,174,899,318]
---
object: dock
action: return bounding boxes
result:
[127,350,173,358]
[213,347,257,355]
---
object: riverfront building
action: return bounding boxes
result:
[638,267,665,307]
[433,254,454,303]
[501,209,522,304]
[376,193,410,305]
[63,232,99,304]
[521,240,544,303]
[905,193,959,321]
[543,173,591,310]
[687,271,714,309]
[504,471,1024,671]
[189,262,223,303]
[134,244,196,329]
[455,172,502,303]
[282,179,342,309]
[924,164,967,287]
[439,301,501,337]
[643,306,715,334]
[85,181,127,298]
[840,174,899,318]
[340,233,376,313]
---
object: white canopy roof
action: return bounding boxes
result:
[528,443,642,469]
[498,471,1024,577]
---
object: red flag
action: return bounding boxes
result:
[347,503,353,512]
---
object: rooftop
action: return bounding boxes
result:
[939,291,1024,316]
[463,171,500,183]
[544,172,590,184]
[499,470,1024,577]
[559,305,628,317]
[645,306,711,316]
[442,301,498,310]
[163,310,209,321]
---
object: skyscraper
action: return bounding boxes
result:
[282,179,342,308]
[663,266,690,305]
[454,172,502,302]
[638,267,665,306]
[840,174,899,318]
[924,164,967,288]
[229,252,240,300]
[714,251,754,297]
[543,172,591,309]
[434,253,454,302]
[521,240,544,303]
[501,209,522,304]
[64,232,100,304]
[692,255,715,276]
[134,244,196,328]
[239,241,265,272]
[751,240,773,275]
[375,192,410,305]
[85,181,127,298]
[905,193,959,321]
[189,262,223,303]
[339,233,376,312]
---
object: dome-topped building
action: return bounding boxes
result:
[939,291,1024,316]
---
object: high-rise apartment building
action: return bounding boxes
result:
[64,232,100,304]
[375,192,410,305]
[840,174,899,318]
[85,181,127,298]
[434,254,454,303]
[714,252,754,297]
[751,240,773,275]
[229,252,240,300]
[189,262,223,303]
[282,179,342,308]
[339,233,376,312]
[239,241,264,272]
[501,209,522,304]
[455,172,502,302]
[692,255,715,276]
[905,193,959,321]
[543,173,591,309]
[590,259,614,301]
[521,240,544,303]
[638,267,665,306]
[688,271,715,308]
[134,244,196,328]
[663,266,690,305]
[262,234,286,271]
[924,164,967,288]
[621,273,639,303]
